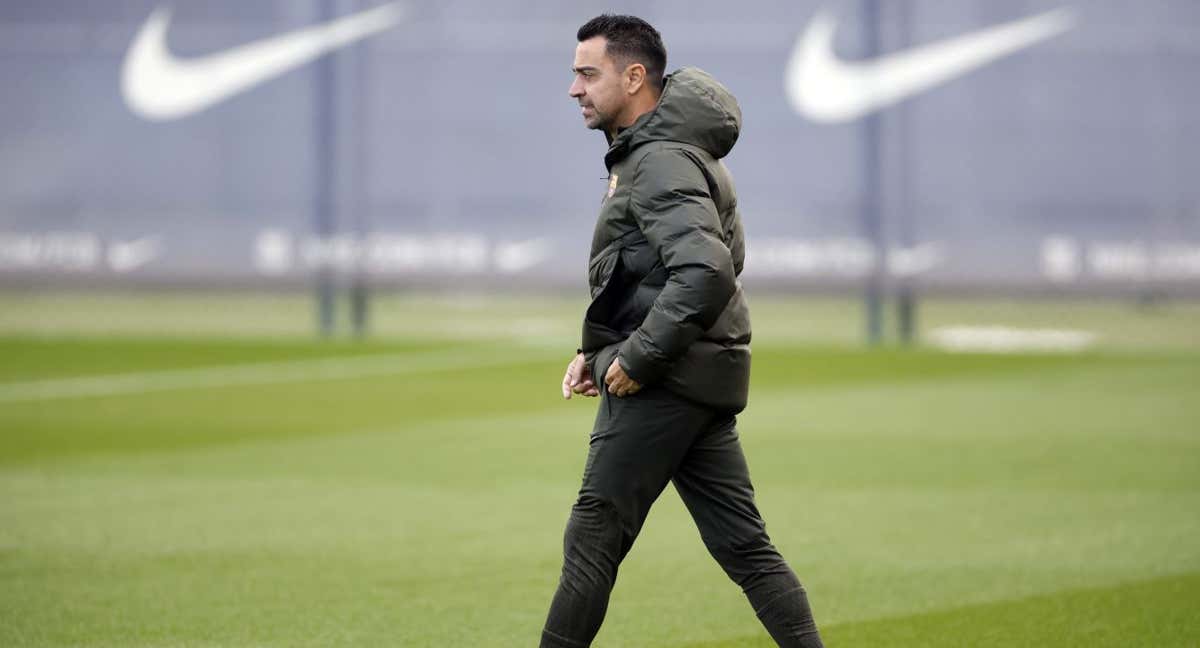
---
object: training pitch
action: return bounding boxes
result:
[1,292,1198,646]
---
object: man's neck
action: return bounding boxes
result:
[606,91,661,141]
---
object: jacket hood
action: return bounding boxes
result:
[605,67,741,169]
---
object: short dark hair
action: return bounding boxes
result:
[577,14,667,92]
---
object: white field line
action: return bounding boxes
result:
[929,326,1098,353]
[0,349,548,403]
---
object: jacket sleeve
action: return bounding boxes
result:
[617,148,736,385]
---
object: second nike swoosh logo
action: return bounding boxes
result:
[122,3,403,121]
[786,7,1077,123]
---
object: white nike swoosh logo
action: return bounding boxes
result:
[121,3,403,121]
[108,236,162,273]
[785,7,1076,123]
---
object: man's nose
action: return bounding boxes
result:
[568,77,584,98]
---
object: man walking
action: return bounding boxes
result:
[542,15,824,648]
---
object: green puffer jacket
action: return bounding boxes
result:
[580,67,751,413]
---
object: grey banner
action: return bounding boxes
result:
[1,1,1197,290]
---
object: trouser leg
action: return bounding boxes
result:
[672,414,824,648]
[541,385,711,648]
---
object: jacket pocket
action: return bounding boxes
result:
[588,344,620,394]
[582,251,629,352]
[587,233,629,290]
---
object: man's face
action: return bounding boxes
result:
[569,36,626,131]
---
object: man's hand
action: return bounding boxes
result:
[562,352,600,399]
[604,357,642,397]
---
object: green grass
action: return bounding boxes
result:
[1,293,1198,646]
[689,573,1200,647]
[2,290,1198,350]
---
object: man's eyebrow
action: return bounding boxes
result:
[572,65,599,74]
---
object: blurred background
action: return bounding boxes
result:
[1,2,1198,647]
[1,0,1197,343]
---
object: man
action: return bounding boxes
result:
[541,15,824,648]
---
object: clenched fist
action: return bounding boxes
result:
[604,357,641,398]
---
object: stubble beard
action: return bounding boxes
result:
[581,104,611,132]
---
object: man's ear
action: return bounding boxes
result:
[624,63,646,95]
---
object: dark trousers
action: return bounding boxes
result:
[541,383,823,647]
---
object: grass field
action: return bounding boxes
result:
[1,292,1198,646]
